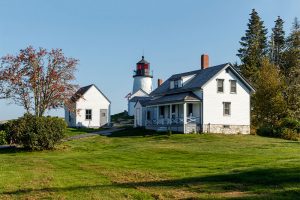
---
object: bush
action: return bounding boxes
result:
[0,130,7,145]
[257,126,278,137]
[279,118,300,133]
[257,118,300,141]
[280,128,299,141]
[5,114,67,150]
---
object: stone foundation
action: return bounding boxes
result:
[202,124,250,134]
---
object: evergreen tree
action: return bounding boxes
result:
[283,17,300,119]
[270,16,285,68]
[237,9,268,83]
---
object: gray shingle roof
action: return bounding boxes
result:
[145,92,201,106]
[151,63,229,96]
[71,84,111,103]
[129,96,150,103]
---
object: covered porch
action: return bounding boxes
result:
[144,92,202,133]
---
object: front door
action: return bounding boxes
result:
[100,109,108,127]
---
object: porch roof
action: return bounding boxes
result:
[145,92,201,106]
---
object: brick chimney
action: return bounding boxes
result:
[201,54,209,69]
[158,79,163,87]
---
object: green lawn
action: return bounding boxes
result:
[0,129,299,199]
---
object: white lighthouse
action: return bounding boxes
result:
[127,56,153,116]
[132,56,153,94]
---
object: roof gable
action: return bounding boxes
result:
[71,84,111,103]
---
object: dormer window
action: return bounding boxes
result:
[170,79,182,89]
[174,80,179,88]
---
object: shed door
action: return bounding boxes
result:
[100,109,108,127]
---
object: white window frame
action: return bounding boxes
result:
[223,102,231,116]
[217,79,224,93]
[230,80,237,94]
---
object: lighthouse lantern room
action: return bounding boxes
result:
[132,56,153,94]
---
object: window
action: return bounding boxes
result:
[85,109,92,120]
[170,79,182,89]
[174,80,179,88]
[223,102,231,116]
[188,104,193,116]
[230,80,237,93]
[170,81,174,89]
[101,113,106,117]
[217,79,224,93]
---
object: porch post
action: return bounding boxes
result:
[183,102,187,133]
[156,105,159,125]
[169,104,172,125]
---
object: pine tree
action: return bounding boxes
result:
[237,9,268,83]
[270,16,285,68]
[283,17,300,119]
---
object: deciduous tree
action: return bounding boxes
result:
[0,46,79,117]
[252,59,287,127]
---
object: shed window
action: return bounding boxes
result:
[217,79,224,93]
[223,102,231,116]
[85,109,92,120]
[230,80,237,93]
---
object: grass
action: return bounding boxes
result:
[64,127,105,137]
[0,128,299,199]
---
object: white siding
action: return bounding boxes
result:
[202,69,251,126]
[133,76,153,94]
[75,85,111,127]
[128,89,149,116]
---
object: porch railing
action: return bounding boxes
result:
[146,117,200,126]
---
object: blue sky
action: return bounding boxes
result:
[0,0,299,120]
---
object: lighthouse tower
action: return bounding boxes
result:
[132,56,153,94]
[127,56,153,116]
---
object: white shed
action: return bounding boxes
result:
[65,84,111,128]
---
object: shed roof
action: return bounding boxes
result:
[71,84,111,103]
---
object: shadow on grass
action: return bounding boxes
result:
[108,127,182,138]
[0,146,28,154]
[2,167,299,199]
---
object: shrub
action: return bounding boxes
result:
[257,126,278,137]
[0,130,7,145]
[279,118,300,133]
[280,128,299,141]
[5,114,67,150]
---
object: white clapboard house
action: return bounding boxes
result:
[65,84,111,128]
[134,55,255,134]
